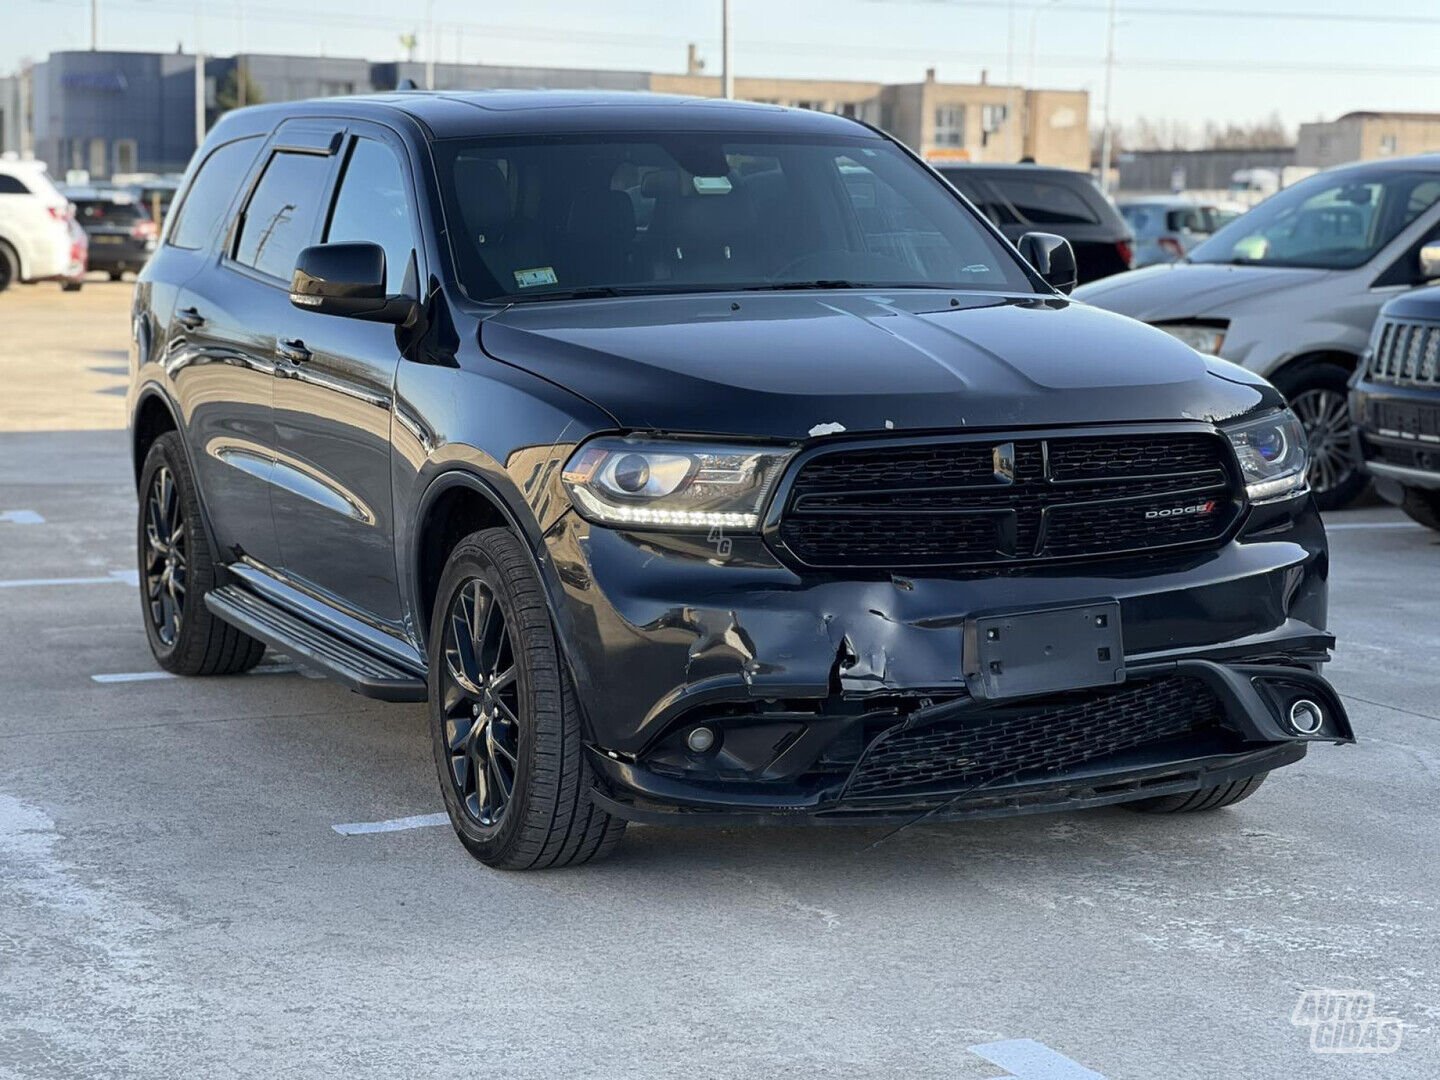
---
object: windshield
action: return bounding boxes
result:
[434,132,1036,301]
[1189,169,1440,269]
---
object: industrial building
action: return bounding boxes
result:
[0,49,1091,180]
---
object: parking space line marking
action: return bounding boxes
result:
[1325,521,1425,531]
[968,1039,1106,1079]
[0,569,138,589]
[91,664,297,684]
[0,510,45,525]
[332,812,450,836]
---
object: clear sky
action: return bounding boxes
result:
[7,0,1440,134]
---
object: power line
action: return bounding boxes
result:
[868,0,1440,28]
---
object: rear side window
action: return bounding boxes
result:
[170,137,261,250]
[985,176,1100,226]
[233,151,333,281]
[325,138,415,294]
[0,174,31,195]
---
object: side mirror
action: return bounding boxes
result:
[1419,241,1440,282]
[1017,231,1078,294]
[289,242,415,324]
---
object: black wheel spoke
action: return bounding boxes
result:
[438,574,523,831]
[142,465,188,648]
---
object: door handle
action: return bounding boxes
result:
[276,338,312,364]
[176,306,205,330]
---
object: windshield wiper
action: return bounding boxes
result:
[742,279,871,291]
[504,286,625,303]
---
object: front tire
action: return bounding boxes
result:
[1399,486,1440,532]
[428,528,624,869]
[1123,773,1267,814]
[1273,362,1365,511]
[137,433,266,675]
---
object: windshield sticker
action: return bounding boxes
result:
[513,267,558,288]
[692,176,733,195]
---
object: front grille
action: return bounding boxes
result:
[1368,319,1440,386]
[777,432,1238,569]
[842,676,1225,801]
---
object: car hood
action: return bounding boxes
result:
[1074,262,1330,321]
[479,291,1272,441]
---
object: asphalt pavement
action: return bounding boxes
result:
[0,280,1435,1079]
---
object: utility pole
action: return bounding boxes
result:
[1098,0,1117,194]
[90,0,98,49]
[425,0,436,89]
[193,7,205,148]
[721,0,733,99]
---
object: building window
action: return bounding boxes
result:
[113,139,137,176]
[934,106,965,147]
[839,102,858,118]
[319,81,355,97]
[1380,134,1398,155]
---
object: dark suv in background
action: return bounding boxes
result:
[937,163,1134,284]
[1352,286,1440,530]
[68,192,158,280]
[127,91,1349,870]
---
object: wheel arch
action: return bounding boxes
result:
[0,234,23,280]
[132,388,181,488]
[1268,349,1360,391]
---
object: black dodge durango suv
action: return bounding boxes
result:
[127,91,1351,868]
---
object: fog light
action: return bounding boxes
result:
[686,726,716,752]
[1288,699,1324,735]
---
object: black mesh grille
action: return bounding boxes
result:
[778,432,1238,569]
[842,676,1225,801]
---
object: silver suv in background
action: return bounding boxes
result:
[1078,156,1440,509]
[1118,196,1237,268]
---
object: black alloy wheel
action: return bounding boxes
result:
[143,465,188,648]
[136,432,265,675]
[440,578,522,830]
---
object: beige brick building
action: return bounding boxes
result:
[650,69,1090,171]
[1298,112,1440,169]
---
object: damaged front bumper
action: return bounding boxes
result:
[544,495,1351,824]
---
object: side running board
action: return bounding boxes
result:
[205,584,427,702]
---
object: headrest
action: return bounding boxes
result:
[452,158,511,237]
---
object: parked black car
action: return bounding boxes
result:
[936,163,1134,284]
[70,194,157,280]
[127,91,1350,869]
[1352,286,1440,530]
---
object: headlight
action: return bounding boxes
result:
[1225,409,1309,502]
[1158,322,1227,355]
[561,437,794,531]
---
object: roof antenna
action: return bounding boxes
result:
[396,77,419,91]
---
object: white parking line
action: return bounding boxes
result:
[332,812,450,836]
[0,569,138,589]
[90,664,297,684]
[968,1039,1106,1079]
[0,510,45,525]
[1325,521,1425,532]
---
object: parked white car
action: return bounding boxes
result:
[0,160,78,292]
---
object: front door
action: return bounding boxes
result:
[270,128,421,633]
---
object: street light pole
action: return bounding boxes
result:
[425,0,436,89]
[721,0,734,99]
[90,0,99,50]
[1098,0,1117,194]
[193,6,205,148]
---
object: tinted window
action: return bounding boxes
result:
[1190,170,1440,270]
[435,133,1033,301]
[233,151,333,280]
[169,137,261,250]
[325,138,415,294]
[985,176,1099,225]
[0,174,31,195]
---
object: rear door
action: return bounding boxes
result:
[176,124,342,571]
[269,123,421,632]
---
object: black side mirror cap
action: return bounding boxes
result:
[289,242,416,324]
[1018,232,1078,295]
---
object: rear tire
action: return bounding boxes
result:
[137,433,266,675]
[108,270,124,282]
[1272,361,1365,511]
[1123,773,1267,814]
[1399,486,1440,532]
[429,528,625,869]
[0,241,18,293]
